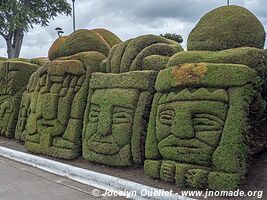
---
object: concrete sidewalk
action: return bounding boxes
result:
[0,156,124,200]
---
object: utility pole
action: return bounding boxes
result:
[72,0,76,31]
[227,0,230,6]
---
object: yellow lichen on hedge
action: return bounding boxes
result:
[172,63,207,85]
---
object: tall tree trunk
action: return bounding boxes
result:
[5,29,24,59]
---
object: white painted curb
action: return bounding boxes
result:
[0,146,196,200]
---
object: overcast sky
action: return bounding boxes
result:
[0,0,266,58]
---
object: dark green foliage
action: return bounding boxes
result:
[0,0,71,32]
[83,71,157,166]
[145,63,261,190]
[0,0,71,58]
[103,34,183,73]
[0,60,38,138]
[160,33,183,44]
[18,52,106,159]
[48,29,122,61]
[187,6,266,51]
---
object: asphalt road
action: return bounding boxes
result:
[0,156,125,200]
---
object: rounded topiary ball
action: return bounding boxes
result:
[58,29,111,58]
[48,29,122,61]
[48,36,68,61]
[187,5,266,51]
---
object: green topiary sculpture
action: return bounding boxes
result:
[102,34,183,73]
[145,63,263,190]
[187,6,266,51]
[48,36,68,61]
[82,34,183,167]
[18,51,106,159]
[0,60,39,138]
[166,47,267,153]
[83,71,157,166]
[48,29,122,61]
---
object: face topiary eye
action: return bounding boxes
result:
[112,107,133,124]
[159,109,175,125]
[192,113,224,131]
[89,105,100,123]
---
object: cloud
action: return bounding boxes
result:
[0,0,266,58]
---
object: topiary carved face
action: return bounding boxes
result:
[0,97,13,132]
[83,71,157,166]
[145,63,260,191]
[86,89,138,156]
[156,94,228,167]
[25,60,87,159]
[15,93,30,141]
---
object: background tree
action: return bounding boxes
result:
[0,0,71,58]
[160,33,183,44]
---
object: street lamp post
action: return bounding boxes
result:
[72,0,76,32]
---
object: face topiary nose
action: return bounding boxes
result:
[97,111,112,137]
[171,111,195,139]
